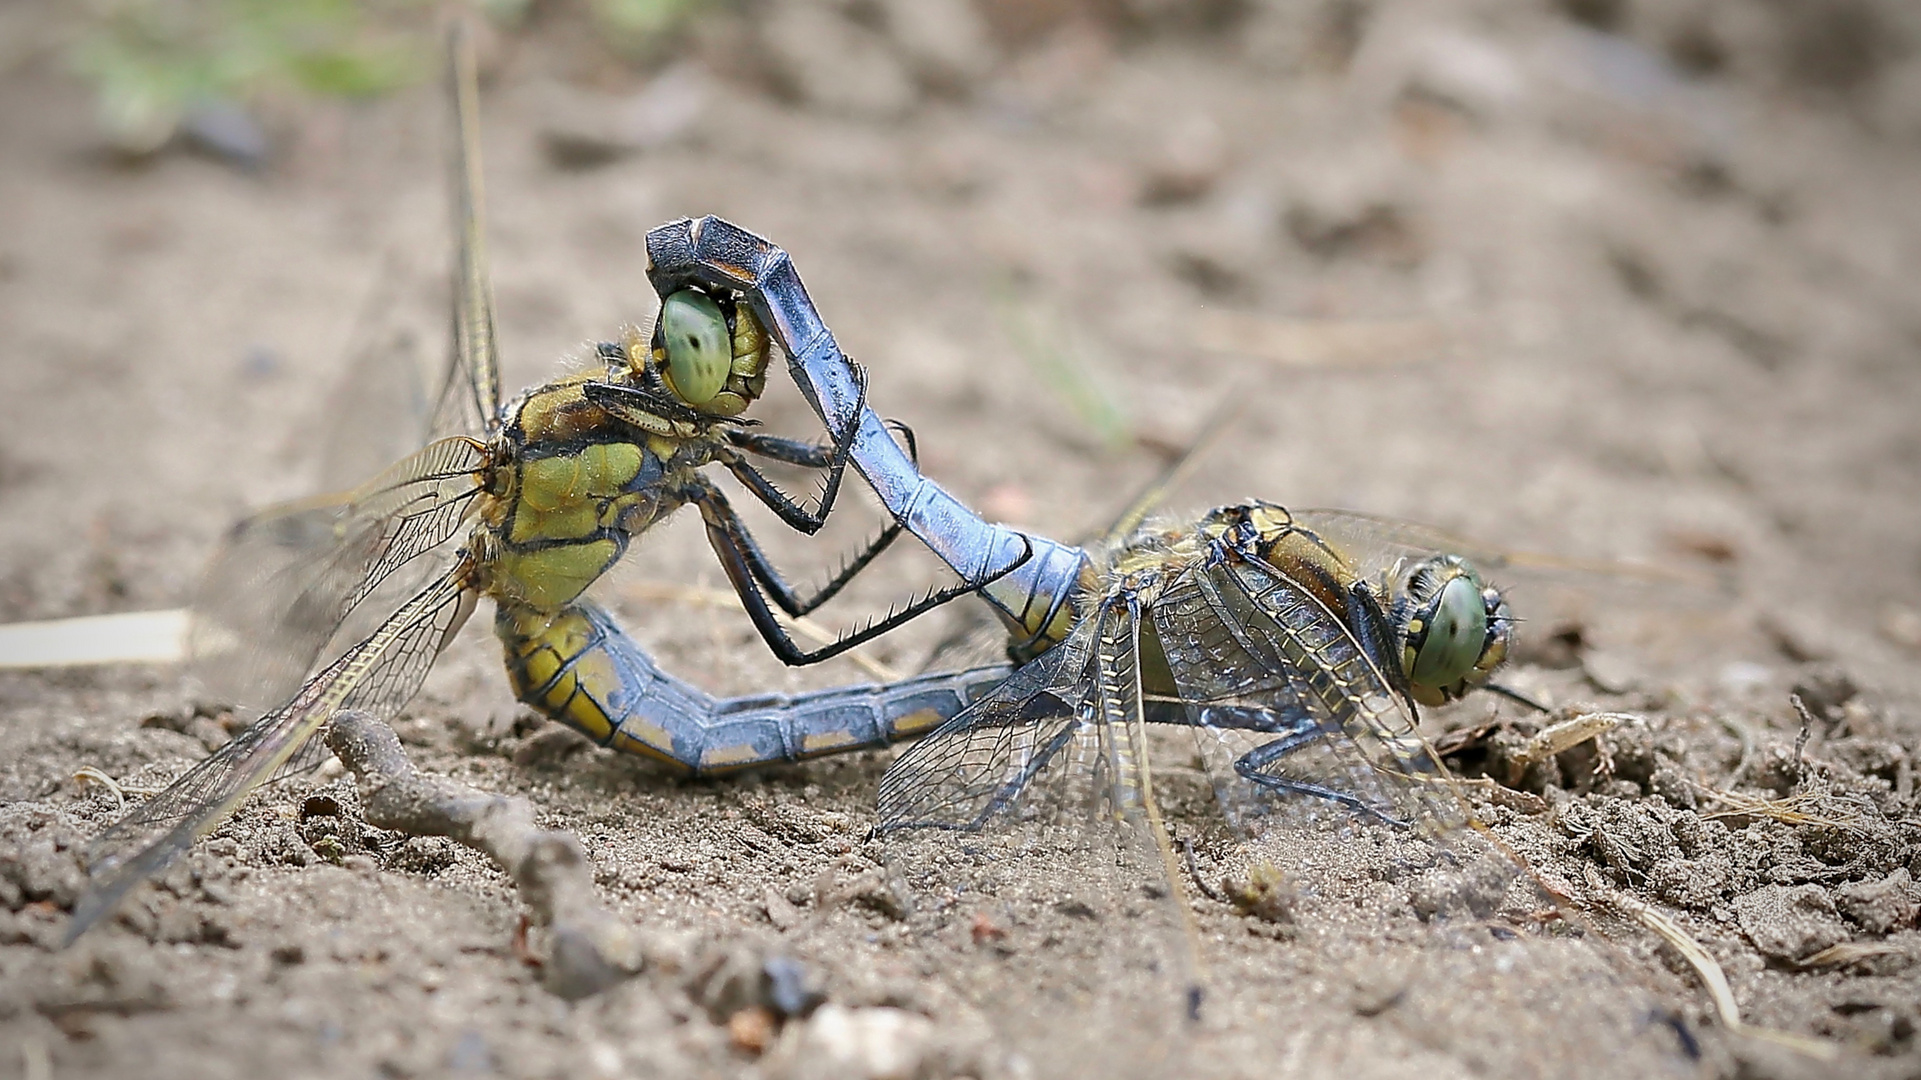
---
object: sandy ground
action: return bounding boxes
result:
[3,1,1921,1077]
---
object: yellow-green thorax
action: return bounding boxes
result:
[474,300,771,613]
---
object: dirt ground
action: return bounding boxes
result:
[3,1,1921,1077]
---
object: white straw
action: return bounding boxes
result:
[0,609,189,668]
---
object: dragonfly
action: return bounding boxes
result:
[649,220,1550,1015]
[65,26,1022,943]
[650,221,1520,818]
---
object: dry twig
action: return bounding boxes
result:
[326,710,646,1000]
[1502,711,1629,786]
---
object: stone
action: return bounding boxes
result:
[1834,869,1917,935]
[1733,884,1850,962]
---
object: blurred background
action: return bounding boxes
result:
[4,5,1921,1074]
[2,0,1920,699]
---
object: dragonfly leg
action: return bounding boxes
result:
[689,479,1033,666]
[720,361,871,534]
[1345,579,1421,715]
[688,473,895,618]
[1231,729,1410,827]
[582,380,704,436]
[752,519,905,619]
[725,419,925,615]
[730,415,921,471]
[726,430,832,468]
[1485,682,1551,713]
[645,217,1090,651]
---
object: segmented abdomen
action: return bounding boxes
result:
[495,599,1010,775]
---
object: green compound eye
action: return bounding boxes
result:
[659,289,730,406]
[1408,572,1488,693]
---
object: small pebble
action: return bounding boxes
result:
[791,1004,932,1080]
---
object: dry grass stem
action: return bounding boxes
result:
[1452,776,1550,815]
[1194,311,1455,368]
[0,608,189,668]
[1693,787,1867,833]
[1796,941,1910,969]
[1584,869,1840,1061]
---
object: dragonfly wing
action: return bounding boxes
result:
[1151,558,1466,835]
[1088,599,1156,827]
[873,614,1100,834]
[73,569,476,942]
[430,21,501,443]
[1290,508,1515,574]
[189,436,485,714]
[316,325,431,492]
[1293,507,1718,601]
[878,601,1205,1054]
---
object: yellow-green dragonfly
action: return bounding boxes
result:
[66,26,1016,943]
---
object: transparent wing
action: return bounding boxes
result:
[1289,508,1519,576]
[874,613,1103,833]
[876,601,1203,1052]
[1154,557,1468,836]
[1090,597,1205,1010]
[1094,394,1246,548]
[315,268,433,493]
[189,436,487,715]
[1292,507,1716,595]
[72,568,476,942]
[429,20,501,443]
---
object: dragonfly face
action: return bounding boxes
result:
[1392,553,1511,707]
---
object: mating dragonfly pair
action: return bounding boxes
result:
[67,28,1522,944]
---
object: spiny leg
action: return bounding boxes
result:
[742,518,903,619]
[720,360,874,535]
[1200,696,1409,825]
[728,415,920,468]
[1345,579,1421,714]
[1230,726,1410,827]
[723,420,926,617]
[689,479,1032,666]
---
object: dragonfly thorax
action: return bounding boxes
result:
[1196,501,1298,562]
[1198,501,1513,708]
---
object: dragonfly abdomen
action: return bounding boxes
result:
[495,599,1008,775]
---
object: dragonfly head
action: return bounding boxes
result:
[1395,555,1511,707]
[647,287,770,417]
